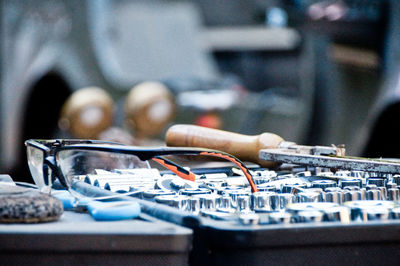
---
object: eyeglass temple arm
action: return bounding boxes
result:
[44,156,69,189]
[198,151,259,193]
[152,156,196,182]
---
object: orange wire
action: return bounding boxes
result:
[200,151,259,193]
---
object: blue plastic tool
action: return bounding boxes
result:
[53,191,141,221]
[53,190,78,210]
[86,200,141,221]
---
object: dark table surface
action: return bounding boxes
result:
[0,211,193,266]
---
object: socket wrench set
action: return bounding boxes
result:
[77,166,400,225]
[72,165,400,265]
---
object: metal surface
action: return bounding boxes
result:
[0,211,192,266]
[260,149,400,174]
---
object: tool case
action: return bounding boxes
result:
[192,215,400,265]
[68,165,400,266]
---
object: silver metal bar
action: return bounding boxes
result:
[260,149,400,174]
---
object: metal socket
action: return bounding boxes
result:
[295,210,323,223]
[250,192,279,211]
[268,212,291,224]
[339,179,362,188]
[236,195,251,212]
[179,188,212,196]
[388,188,400,201]
[312,180,337,190]
[196,194,222,210]
[367,178,386,187]
[239,213,260,225]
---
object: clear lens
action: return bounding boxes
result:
[26,145,46,189]
[56,149,150,187]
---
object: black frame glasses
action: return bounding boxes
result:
[25,139,259,195]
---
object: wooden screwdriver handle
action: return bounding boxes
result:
[165,124,284,167]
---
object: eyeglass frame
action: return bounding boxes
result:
[25,139,259,193]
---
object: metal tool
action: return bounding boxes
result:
[325,190,343,204]
[251,192,278,212]
[260,149,400,174]
[164,124,400,175]
[236,195,251,212]
[298,191,320,203]
[142,189,176,201]
[179,188,212,196]
[296,210,323,223]
[196,194,222,210]
[312,180,337,190]
[345,200,395,221]
[339,179,362,188]
[322,206,350,223]
[268,212,291,224]
[187,197,200,214]
[239,213,260,225]
[156,176,198,191]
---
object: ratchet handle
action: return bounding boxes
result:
[165,124,284,167]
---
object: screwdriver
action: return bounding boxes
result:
[165,124,285,167]
[165,124,400,174]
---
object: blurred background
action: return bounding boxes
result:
[1,0,400,183]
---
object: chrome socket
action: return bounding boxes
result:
[220,195,232,209]
[250,192,279,212]
[268,212,291,224]
[154,195,190,211]
[325,190,343,204]
[257,183,277,192]
[236,195,251,213]
[388,188,400,201]
[277,193,296,210]
[287,202,339,223]
[365,208,390,221]
[386,182,398,189]
[312,180,337,190]
[390,208,400,219]
[187,197,200,214]
[367,178,386,187]
[392,175,400,185]
[349,171,365,178]
[343,190,363,202]
[323,206,350,223]
[201,180,228,191]
[377,187,387,200]
[103,183,133,193]
[142,189,176,201]
[298,191,320,203]
[217,186,243,196]
[339,179,362,188]
[296,210,323,223]
[239,213,260,225]
[228,191,250,209]
[281,183,307,193]
[366,189,381,201]
[196,194,222,210]
[345,200,394,221]
[366,184,378,191]
[179,188,212,196]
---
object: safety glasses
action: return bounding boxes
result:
[25,139,259,198]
